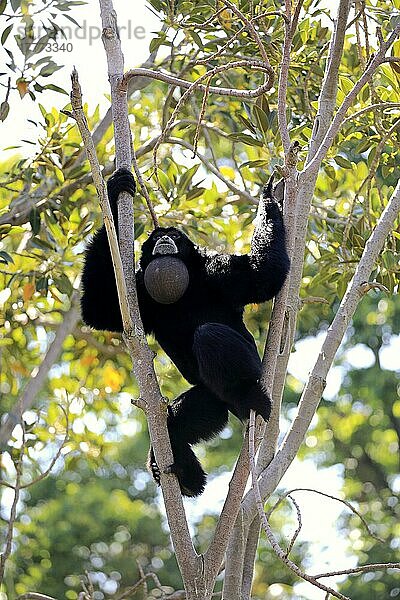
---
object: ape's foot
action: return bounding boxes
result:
[147,445,207,497]
[147,448,161,485]
[107,168,136,203]
[231,381,272,422]
[165,455,207,497]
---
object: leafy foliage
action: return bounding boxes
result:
[0,0,84,121]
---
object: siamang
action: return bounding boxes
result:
[81,168,290,497]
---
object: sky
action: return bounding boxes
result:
[2,0,160,156]
[1,2,397,598]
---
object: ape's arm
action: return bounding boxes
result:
[205,180,290,306]
[80,169,136,332]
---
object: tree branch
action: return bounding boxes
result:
[97,2,201,594]
[123,61,273,100]
[165,137,254,203]
[305,22,400,175]
[0,292,80,449]
[248,411,350,600]
[307,0,352,162]
[151,60,273,178]
[204,433,250,586]
[0,437,22,583]
[243,178,400,518]
[0,49,161,229]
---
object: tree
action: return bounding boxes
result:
[1,0,399,599]
[0,0,84,121]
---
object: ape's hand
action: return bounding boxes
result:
[107,168,136,208]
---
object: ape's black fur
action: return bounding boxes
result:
[81,168,290,497]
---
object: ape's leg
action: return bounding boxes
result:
[148,384,228,497]
[193,323,271,422]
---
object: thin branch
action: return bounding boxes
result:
[307,0,352,163]
[151,60,273,178]
[358,117,400,203]
[165,137,254,203]
[243,177,400,518]
[0,292,80,449]
[131,143,159,228]
[17,595,57,600]
[303,41,330,116]
[285,494,302,556]
[248,411,350,600]
[0,406,71,492]
[305,22,400,175]
[193,77,212,157]
[204,432,250,585]
[74,328,124,356]
[313,562,400,579]
[67,70,133,332]
[123,62,273,99]
[115,572,165,600]
[301,296,330,305]
[19,405,69,490]
[277,0,304,153]
[267,488,385,544]
[0,437,22,583]
[220,0,273,70]
[341,102,400,126]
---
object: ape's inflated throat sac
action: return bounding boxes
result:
[144,256,189,304]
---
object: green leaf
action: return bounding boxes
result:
[236,113,256,134]
[134,222,145,240]
[43,84,68,95]
[39,61,63,77]
[334,156,352,169]
[31,237,54,251]
[0,250,14,264]
[38,104,47,119]
[186,187,205,201]
[149,33,167,53]
[252,104,269,136]
[55,273,73,295]
[1,24,13,45]
[178,164,200,194]
[157,169,172,196]
[36,276,49,293]
[227,133,263,147]
[339,76,354,95]
[239,159,268,169]
[187,29,203,49]
[0,100,9,121]
[29,208,41,235]
[54,167,65,183]
[382,250,397,270]
[324,164,336,180]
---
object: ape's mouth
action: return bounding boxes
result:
[152,235,178,256]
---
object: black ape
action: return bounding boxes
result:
[81,168,290,496]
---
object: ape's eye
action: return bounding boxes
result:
[170,231,180,240]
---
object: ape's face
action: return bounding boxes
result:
[140,227,196,270]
